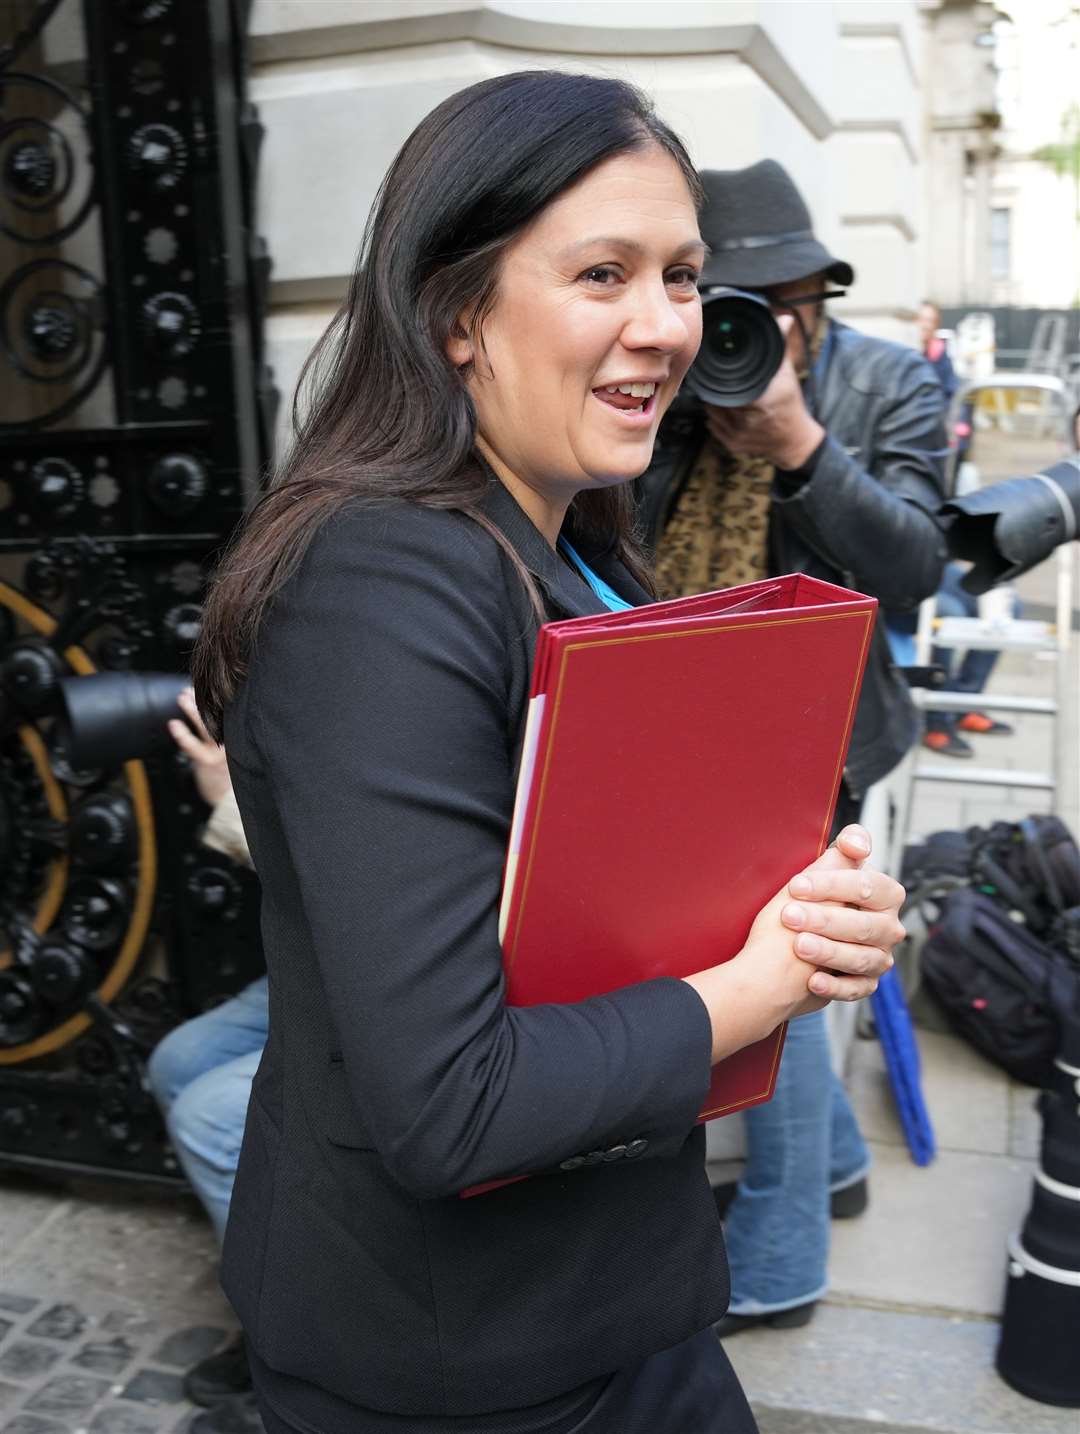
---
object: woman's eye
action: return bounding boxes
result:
[666,267,701,288]
[581,265,620,286]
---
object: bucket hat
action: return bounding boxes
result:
[698,160,854,290]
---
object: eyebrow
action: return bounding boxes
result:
[557,235,709,262]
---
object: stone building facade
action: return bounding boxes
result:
[248,0,927,460]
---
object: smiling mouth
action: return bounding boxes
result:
[592,381,658,417]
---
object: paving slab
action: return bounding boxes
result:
[0,1183,71,1266]
[727,1303,1078,1434]
[829,1142,1034,1317]
[847,1029,1014,1158]
[1006,1085,1041,1161]
[2,1181,229,1326]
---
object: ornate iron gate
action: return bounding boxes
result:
[0,0,273,1181]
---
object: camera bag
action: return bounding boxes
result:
[919,888,1078,1087]
[904,815,1080,945]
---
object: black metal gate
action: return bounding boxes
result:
[0,0,274,1182]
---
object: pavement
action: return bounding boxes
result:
[1,547,1078,1431]
[726,547,1080,1434]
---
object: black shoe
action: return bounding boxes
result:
[957,711,1014,736]
[831,1175,869,1219]
[714,1302,816,1339]
[189,1393,265,1433]
[184,1335,252,1407]
[715,1178,868,1222]
[922,729,974,758]
[711,1181,737,1220]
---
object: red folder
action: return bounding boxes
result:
[501,572,877,1116]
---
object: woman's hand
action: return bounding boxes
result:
[777,825,905,1004]
[683,825,905,1065]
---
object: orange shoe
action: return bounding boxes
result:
[923,730,974,758]
[957,711,1014,735]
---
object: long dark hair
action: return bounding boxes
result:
[193,70,701,734]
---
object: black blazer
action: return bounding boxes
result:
[219,478,729,1424]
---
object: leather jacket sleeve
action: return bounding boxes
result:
[771,346,949,610]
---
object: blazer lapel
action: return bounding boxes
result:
[478,477,617,620]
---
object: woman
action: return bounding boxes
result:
[193,71,903,1434]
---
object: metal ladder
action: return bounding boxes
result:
[905,370,1079,823]
[909,543,1074,812]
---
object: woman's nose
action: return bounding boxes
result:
[621,284,691,353]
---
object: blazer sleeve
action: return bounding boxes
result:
[244,503,714,1200]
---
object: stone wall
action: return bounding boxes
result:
[248,0,926,460]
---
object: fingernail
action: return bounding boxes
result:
[797,933,821,957]
[810,974,830,994]
[846,827,870,853]
[782,903,806,928]
[789,874,812,897]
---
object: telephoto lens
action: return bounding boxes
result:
[682,286,786,409]
[53,672,189,770]
[939,454,1080,594]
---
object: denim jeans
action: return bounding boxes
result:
[926,563,1017,733]
[146,976,268,1244]
[722,1008,870,1314]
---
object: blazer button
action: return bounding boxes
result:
[582,1150,605,1167]
[602,1144,628,1162]
[624,1139,649,1159]
[559,1156,586,1172]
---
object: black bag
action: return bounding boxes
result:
[920,888,1079,1086]
[904,815,1080,947]
[971,815,1080,939]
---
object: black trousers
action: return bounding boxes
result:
[253,1329,758,1434]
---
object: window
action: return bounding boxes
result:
[990,207,1011,280]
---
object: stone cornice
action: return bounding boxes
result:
[249,3,836,139]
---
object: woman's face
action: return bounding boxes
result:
[460,145,704,510]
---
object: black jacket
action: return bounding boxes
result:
[219,480,729,1427]
[637,320,949,796]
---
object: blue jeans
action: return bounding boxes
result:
[146,977,268,1244]
[722,1008,870,1314]
[926,564,1018,733]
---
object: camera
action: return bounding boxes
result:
[53,672,190,770]
[938,454,1080,594]
[682,286,785,409]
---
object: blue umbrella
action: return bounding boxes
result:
[871,967,936,1165]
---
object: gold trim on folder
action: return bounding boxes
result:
[504,608,875,1114]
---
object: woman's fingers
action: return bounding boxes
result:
[805,970,882,1003]
[782,899,905,950]
[792,931,895,978]
[832,824,871,863]
[788,865,904,915]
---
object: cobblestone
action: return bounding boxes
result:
[0,1290,232,1432]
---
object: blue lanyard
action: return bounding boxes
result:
[557,539,634,613]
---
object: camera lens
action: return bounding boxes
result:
[684,286,785,409]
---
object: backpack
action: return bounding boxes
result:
[903,815,1080,947]
[970,816,1080,940]
[919,888,1079,1087]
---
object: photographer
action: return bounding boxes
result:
[147,689,265,1433]
[637,160,948,1337]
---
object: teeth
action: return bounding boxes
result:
[614,382,656,398]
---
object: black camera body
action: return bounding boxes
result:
[682,286,785,409]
